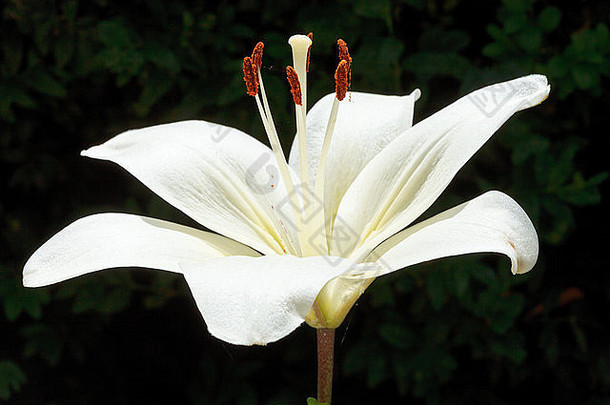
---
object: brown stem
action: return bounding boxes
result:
[317,328,335,404]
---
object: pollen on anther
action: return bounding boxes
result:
[243,57,258,97]
[337,39,352,69]
[251,42,264,71]
[286,66,302,106]
[335,60,349,101]
[337,38,352,99]
[306,32,313,72]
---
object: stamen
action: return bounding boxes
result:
[337,39,352,98]
[337,39,352,69]
[253,95,301,255]
[242,57,258,97]
[251,42,264,72]
[312,55,350,251]
[306,32,313,72]
[244,42,302,255]
[286,66,303,106]
[334,60,349,101]
[314,92,341,250]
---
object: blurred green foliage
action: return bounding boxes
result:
[1,0,608,403]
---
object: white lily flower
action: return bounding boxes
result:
[23,34,550,346]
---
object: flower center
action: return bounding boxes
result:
[242,34,352,257]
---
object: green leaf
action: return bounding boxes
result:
[353,0,393,31]
[405,52,471,79]
[501,0,531,13]
[70,278,131,315]
[518,25,542,52]
[469,263,497,286]
[342,342,369,375]
[369,280,395,307]
[62,0,78,23]
[55,35,74,68]
[539,6,561,32]
[572,64,599,90]
[504,13,527,35]
[21,324,64,366]
[418,27,470,52]
[425,271,445,310]
[476,291,524,334]
[97,20,131,48]
[378,323,414,349]
[490,340,527,364]
[447,267,471,299]
[26,70,67,98]
[33,20,53,56]
[307,398,328,405]
[134,69,175,116]
[2,35,23,77]
[548,55,569,78]
[559,171,608,206]
[0,272,49,321]
[0,361,26,400]
[398,0,425,10]
[142,44,181,73]
[482,42,505,59]
[366,355,388,387]
[356,36,404,90]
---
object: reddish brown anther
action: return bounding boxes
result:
[286,66,302,106]
[337,38,352,99]
[243,57,258,97]
[251,42,264,71]
[306,32,313,72]
[334,60,348,101]
[337,38,352,69]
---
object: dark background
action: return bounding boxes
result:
[1,0,609,403]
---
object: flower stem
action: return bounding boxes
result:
[317,328,335,404]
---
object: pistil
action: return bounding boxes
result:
[288,35,312,192]
[288,34,317,255]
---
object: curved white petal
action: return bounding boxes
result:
[366,191,538,276]
[180,255,364,345]
[82,120,298,255]
[23,213,259,287]
[289,90,420,220]
[334,75,550,259]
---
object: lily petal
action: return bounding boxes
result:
[334,75,550,258]
[180,255,364,345]
[289,90,420,218]
[23,213,259,287]
[366,191,538,276]
[82,120,298,255]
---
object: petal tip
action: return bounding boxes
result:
[512,74,551,110]
[410,88,422,102]
[22,276,37,288]
[22,268,41,288]
[80,145,103,159]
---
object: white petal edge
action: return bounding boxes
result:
[334,75,550,259]
[365,191,538,277]
[180,255,369,345]
[23,213,259,287]
[82,120,299,255]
